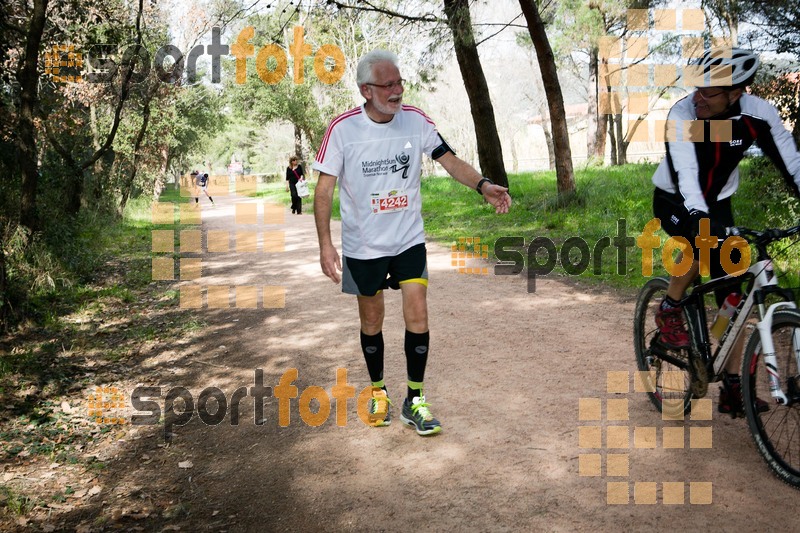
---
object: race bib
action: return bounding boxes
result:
[370,189,408,214]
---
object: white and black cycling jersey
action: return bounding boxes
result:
[652,93,800,212]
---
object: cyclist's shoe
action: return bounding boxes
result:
[400,396,442,436]
[655,306,690,349]
[718,382,770,418]
[367,387,392,427]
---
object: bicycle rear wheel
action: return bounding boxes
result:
[742,309,800,488]
[633,278,693,417]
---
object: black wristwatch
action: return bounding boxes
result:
[476,177,493,195]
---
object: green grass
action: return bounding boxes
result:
[0,485,36,515]
[420,159,800,293]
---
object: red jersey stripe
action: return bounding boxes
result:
[316,107,362,163]
[705,139,722,197]
[401,104,436,126]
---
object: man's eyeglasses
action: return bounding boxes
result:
[695,88,727,100]
[366,79,405,91]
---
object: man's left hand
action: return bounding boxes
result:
[483,184,511,214]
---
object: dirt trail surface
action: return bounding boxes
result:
[8,192,798,531]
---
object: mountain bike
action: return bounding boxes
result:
[633,223,800,488]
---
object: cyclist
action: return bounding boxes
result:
[651,47,800,415]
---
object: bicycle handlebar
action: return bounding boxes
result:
[727,223,800,246]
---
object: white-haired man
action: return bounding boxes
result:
[313,49,511,435]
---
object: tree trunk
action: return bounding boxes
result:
[614,114,627,165]
[119,97,151,213]
[539,101,555,170]
[0,223,9,331]
[608,117,618,166]
[17,0,50,230]
[67,165,84,216]
[294,124,304,161]
[510,136,518,173]
[543,127,555,170]
[90,103,106,204]
[587,47,606,163]
[42,126,84,216]
[443,0,508,187]
[155,145,170,199]
[518,0,575,198]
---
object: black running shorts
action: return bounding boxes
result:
[342,243,428,296]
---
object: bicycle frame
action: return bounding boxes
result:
[636,222,800,487]
[684,257,798,405]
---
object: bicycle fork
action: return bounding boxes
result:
[753,302,798,406]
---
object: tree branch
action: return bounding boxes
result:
[474,13,525,47]
[79,0,145,171]
[325,0,441,24]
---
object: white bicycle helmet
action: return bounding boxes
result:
[691,47,760,88]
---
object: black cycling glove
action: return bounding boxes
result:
[688,209,727,239]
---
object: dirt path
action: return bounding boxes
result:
[11,192,799,531]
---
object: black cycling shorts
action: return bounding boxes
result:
[653,188,734,242]
[653,187,740,305]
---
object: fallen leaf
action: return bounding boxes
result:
[61,401,72,414]
[178,460,193,469]
[47,503,74,511]
[42,524,56,532]
[87,485,102,497]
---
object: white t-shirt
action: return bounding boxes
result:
[313,104,441,259]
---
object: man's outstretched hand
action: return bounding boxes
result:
[483,184,512,214]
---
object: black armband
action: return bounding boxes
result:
[431,134,455,160]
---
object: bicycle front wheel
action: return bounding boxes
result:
[742,309,800,488]
[633,278,693,416]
